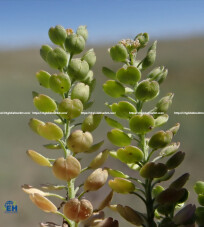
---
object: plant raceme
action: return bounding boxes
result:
[22,25,204,227]
[22,25,116,227]
[102,34,204,226]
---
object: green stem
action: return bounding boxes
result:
[57,139,68,158]
[81,166,90,173]
[56,211,73,226]
[48,193,66,201]
[78,190,86,200]
[147,149,157,162]
[130,192,146,205]
[67,179,75,199]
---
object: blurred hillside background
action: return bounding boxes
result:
[0,0,204,226]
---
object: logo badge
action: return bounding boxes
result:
[3,201,18,213]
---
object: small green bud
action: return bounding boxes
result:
[140,162,167,179]
[52,156,81,181]
[141,41,157,70]
[68,58,89,80]
[109,178,135,194]
[169,173,190,190]
[81,114,103,132]
[152,185,164,198]
[26,150,52,167]
[29,118,44,134]
[89,149,109,169]
[104,116,123,130]
[67,130,93,153]
[36,70,51,88]
[149,130,173,149]
[194,181,204,195]
[38,122,63,141]
[33,94,57,112]
[40,45,52,62]
[76,25,88,41]
[117,146,143,164]
[166,151,185,169]
[102,67,116,80]
[47,47,69,69]
[160,142,180,157]
[65,34,85,54]
[103,80,125,98]
[111,101,137,119]
[81,49,96,68]
[156,93,174,113]
[135,80,160,102]
[169,123,180,135]
[198,194,204,206]
[71,82,90,103]
[147,66,168,84]
[129,114,155,134]
[48,25,67,45]
[49,73,71,94]
[154,114,169,127]
[135,33,149,48]
[84,168,108,191]
[116,66,141,85]
[196,207,204,226]
[107,128,131,147]
[82,70,94,85]
[110,44,128,62]
[58,98,83,119]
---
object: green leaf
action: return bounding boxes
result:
[103,80,125,98]
[107,129,131,147]
[86,140,104,153]
[102,67,116,79]
[81,114,103,132]
[160,142,180,157]
[105,116,124,129]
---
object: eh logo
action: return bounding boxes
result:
[3,201,18,213]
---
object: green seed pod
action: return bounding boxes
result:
[107,128,131,147]
[63,198,93,223]
[116,66,141,85]
[81,49,96,68]
[104,116,123,130]
[82,70,94,85]
[84,168,108,191]
[154,114,169,127]
[152,185,164,198]
[169,123,180,136]
[103,80,125,98]
[76,25,88,41]
[26,150,52,167]
[160,142,180,157]
[36,70,51,88]
[166,151,185,169]
[37,122,63,141]
[135,80,160,102]
[169,173,190,190]
[110,44,128,62]
[29,118,44,134]
[67,130,93,153]
[107,169,129,179]
[33,94,57,112]
[40,45,52,62]
[194,181,204,195]
[109,178,135,194]
[140,162,167,179]
[89,149,109,169]
[156,188,187,205]
[147,66,168,84]
[71,82,90,103]
[149,130,173,149]
[156,93,174,113]
[52,156,81,181]
[68,58,89,80]
[141,41,157,70]
[117,146,143,164]
[102,67,116,80]
[135,33,149,49]
[129,114,155,134]
[111,101,137,119]
[47,47,69,70]
[48,25,67,45]
[198,194,204,206]
[65,34,85,54]
[49,73,71,94]
[196,207,204,226]
[58,98,83,119]
[81,114,103,132]
[173,204,196,225]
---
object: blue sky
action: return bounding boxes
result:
[0,0,204,49]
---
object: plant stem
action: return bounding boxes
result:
[56,211,73,226]
[67,179,75,199]
[57,139,68,157]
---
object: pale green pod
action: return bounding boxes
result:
[48,25,67,45]
[49,73,71,94]
[107,129,131,147]
[111,101,137,119]
[40,45,52,62]
[89,149,109,169]
[81,114,103,132]
[109,178,135,194]
[103,80,125,98]
[71,82,90,103]
[36,70,51,88]
[29,118,44,134]
[117,146,143,164]
[65,34,85,54]
[27,150,52,167]
[33,94,57,112]
[68,58,89,80]
[76,25,88,41]
[110,44,128,62]
[149,130,173,149]
[81,49,96,68]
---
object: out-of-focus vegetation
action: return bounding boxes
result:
[0,37,204,226]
